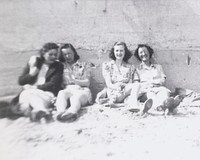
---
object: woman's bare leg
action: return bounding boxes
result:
[55,89,72,114]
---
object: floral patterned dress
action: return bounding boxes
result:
[102,60,139,100]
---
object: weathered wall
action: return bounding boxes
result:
[1,0,200,99]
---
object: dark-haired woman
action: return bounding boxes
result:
[55,43,92,122]
[96,42,152,112]
[16,42,63,122]
[134,44,171,111]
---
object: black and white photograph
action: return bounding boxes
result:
[0,0,200,159]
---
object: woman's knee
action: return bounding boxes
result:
[146,91,156,99]
[158,88,171,97]
[57,90,70,98]
[71,93,88,106]
[124,83,140,94]
[19,89,33,106]
[30,94,52,109]
[129,82,140,89]
[19,89,32,98]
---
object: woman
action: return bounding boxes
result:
[96,41,153,113]
[16,42,63,122]
[134,44,171,111]
[55,43,92,122]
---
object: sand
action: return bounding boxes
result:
[0,104,200,160]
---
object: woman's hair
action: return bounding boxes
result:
[39,42,59,57]
[58,43,80,62]
[109,41,132,63]
[134,44,154,61]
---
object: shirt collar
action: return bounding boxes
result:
[139,63,155,70]
[64,60,79,68]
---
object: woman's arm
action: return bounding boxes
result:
[132,66,140,83]
[152,64,166,86]
[71,62,91,87]
[18,56,41,85]
[37,62,64,94]
[18,63,37,85]
[71,76,90,87]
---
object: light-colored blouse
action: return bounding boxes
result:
[62,61,92,104]
[63,61,91,86]
[136,63,166,86]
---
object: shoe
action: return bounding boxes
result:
[57,112,77,122]
[110,103,124,108]
[173,95,182,107]
[104,103,111,107]
[156,105,163,111]
[56,113,63,121]
[128,108,140,113]
[127,104,140,113]
[44,113,53,123]
[142,99,153,113]
[30,111,47,122]
[163,97,174,110]
[30,111,38,122]
[95,98,109,104]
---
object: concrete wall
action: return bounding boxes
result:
[1,0,200,98]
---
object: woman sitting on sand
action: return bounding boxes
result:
[14,42,63,122]
[95,41,153,113]
[54,43,93,122]
[134,44,180,113]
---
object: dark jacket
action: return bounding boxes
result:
[18,57,64,96]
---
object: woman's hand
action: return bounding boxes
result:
[28,56,39,76]
[113,82,125,92]
[29,66,39,76]
[28,56,37,67]
[68,74,76,84]
[23,84,37,90]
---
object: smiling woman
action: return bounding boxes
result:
[134,44,174,113]
[95,42,147,112]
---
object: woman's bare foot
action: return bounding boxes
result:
[95,97,109,104]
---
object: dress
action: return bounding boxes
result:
[102,60,139,102]
[62,61,93,104]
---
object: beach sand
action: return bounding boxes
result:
[0,104,200,160]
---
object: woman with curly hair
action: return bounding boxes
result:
[134,44,172,112]
[96,42,153,113]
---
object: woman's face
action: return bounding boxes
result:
[43,49,58,64]
[114,45,125,61]
[138,47,150,62]
[61,48,75,64]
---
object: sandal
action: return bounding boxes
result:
[30,110,47,122]
[57,112,77,122]
[96,98,109,104]
[128,108,140,113]
[173,95,182,107]
[110,103,124,108]
[142,98,153,113]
